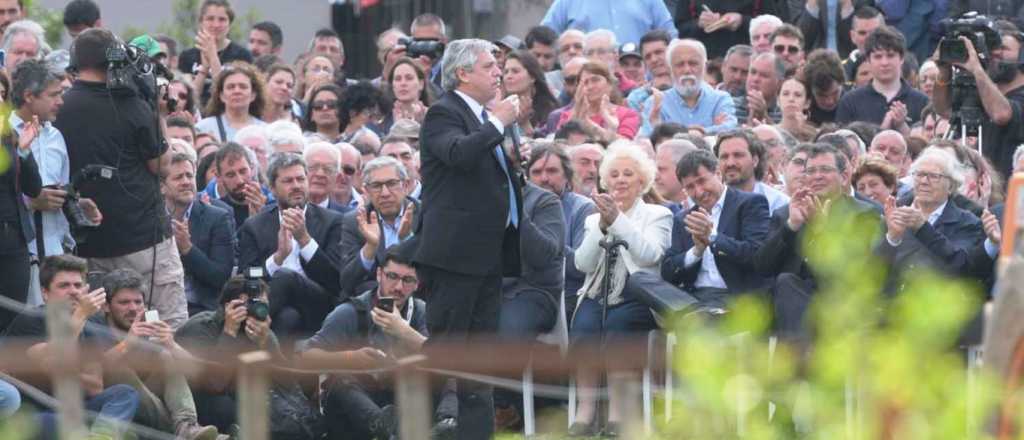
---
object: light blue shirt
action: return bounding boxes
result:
[753,182,790,217]
[195,115,266,142]
[826,0,839,51]
[640,83,737,138]
[683,189,728,289]
[541,0,677,45]
[12,112,70,257]
[358,209,404,271]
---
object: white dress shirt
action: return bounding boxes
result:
[683,189,729,289]
[265,206,319,277]
[13,112,71,257]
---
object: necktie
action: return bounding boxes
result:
[481,109,519,228]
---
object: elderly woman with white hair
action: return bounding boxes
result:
[882,147,985,276]
[569,142,673,436]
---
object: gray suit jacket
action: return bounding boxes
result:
[503,184,566,307]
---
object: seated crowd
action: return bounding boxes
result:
[0,0,1021,438]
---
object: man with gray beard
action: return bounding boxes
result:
[639,39,736,138]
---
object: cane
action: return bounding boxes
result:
[598,238,630,332]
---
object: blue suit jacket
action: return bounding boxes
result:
[661,188,771,294]
[878,199,985,277]
[182,200,237,312]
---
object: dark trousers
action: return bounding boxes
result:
[570,294,657,346]
[193,392,235,433]
[268,269,336,337]
[322,375,460,440]
[498,287,557,340]
[35,385,141,440]
[419,264,502,440]
[772,273,816,341]
[690,287,730,310]
[0,222,29,332]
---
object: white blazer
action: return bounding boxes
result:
[575,198,673,276]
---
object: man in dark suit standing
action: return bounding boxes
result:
[237,152,344,337]
[337,156,417,300]
[163,153,237,316]
[662,150,771,309]
[415,38,523,440]
[754,144,879,340]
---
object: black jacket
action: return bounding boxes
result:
[503,184,565,308]
[878,199,985,279]
[182,200,237,313]
[237,204,344,294]
[676,0,789,60]
[796,0,875,59]
[414,90,523,277]
[337,197,420,301]
[1,142,41,252]
[662,188,771,294]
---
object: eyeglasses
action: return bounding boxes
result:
[564,75,579,85]
[584,48,614,57]
[365,178,403,193]
[559,42,583,52]
[804,165,838,176]
[308,164,338,175]
[341,165,357,176]
[774,44,801,55]
[789,157,807,167]
[309,66,333,74]
[311,100,338,111]
[912,171,949,182]
[384,271,418,286]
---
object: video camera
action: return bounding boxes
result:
[937,12,1002,140]
[938,12,1001,65]
[105,40,172,111]
[398,37,445,60]
[242,267,270,321]
[49,164,115,243]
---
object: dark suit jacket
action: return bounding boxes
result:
[662,188,771,294]
[182,200,237,312]
[796,0,874,59]
[2,143,41,248]
[237,204,344,295]
[754,196,879,279]
[676,0,790,59]
[504,184,565,307]
[966,203,1003,296]
[337,197,420,301]
[878,199,985,278]
[414,90,523,276]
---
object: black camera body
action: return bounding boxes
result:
[105,40,172,111]
[399,37,445,60]
[938,13,1001,65]
[54,164,115,242]
[243,267,269,321]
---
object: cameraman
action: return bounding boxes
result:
[299,242,456,440]
[55,28,189,329]
[932,30,1024,180]
[175,275,280,432]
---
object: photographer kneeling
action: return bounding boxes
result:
[299,242,456,440]
[932,27,1024,180]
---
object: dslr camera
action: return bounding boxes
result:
[51,164,115,242]
[243,267,270,321]
[398,37,445,60]
[938,12,1001,65]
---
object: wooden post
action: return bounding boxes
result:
[46,300,86,440]
[237,351,271,440]
[610,371,645,439]
[396,356,431,440]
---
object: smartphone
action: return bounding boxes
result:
[144,310,160,323]
[0,49,7,69]
[365,203,376,222]
[86,271,105,291]
[377,297,394,313]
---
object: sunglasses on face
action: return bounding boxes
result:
[312,100,338,111]
[564,75,579,85]
[774,44,801,55]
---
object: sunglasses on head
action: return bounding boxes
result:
[774,44,801,55]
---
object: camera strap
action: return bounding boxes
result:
[33,210,44,257]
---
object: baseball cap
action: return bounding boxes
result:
[494,35,524,51]
[130,35,166,59]
[619,43,641,61]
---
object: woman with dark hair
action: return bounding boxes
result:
[301,83,345,142]
[502,50,559,138]
[166,79,198,122]
[775,77,817,142]
[555,62,640,142]
[196,62,268,142]
[263,64,300,123]
[382,57,432,131]
[337,81,387,142]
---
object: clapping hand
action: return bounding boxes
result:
[591,190,619,231]
[281,208,310,246]
[684,208,714,253]
[982,209,1002,245]
[172,219,192,255]
[18,115,40,151]
[244,182,267,216]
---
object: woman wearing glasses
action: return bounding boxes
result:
[302,83,345,142]
[196,62,268,142]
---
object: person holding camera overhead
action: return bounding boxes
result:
[932,23,1024,180]
[11,59,101,306]
[55,28,190,330]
